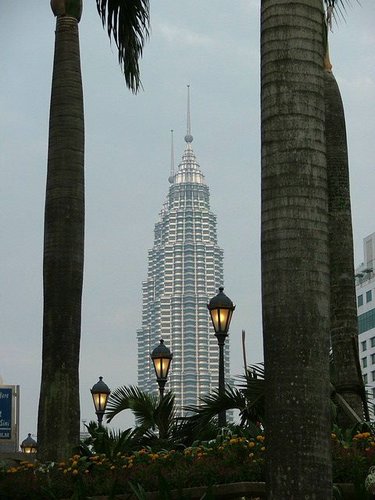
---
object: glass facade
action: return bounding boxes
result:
[137,134,228,414]
[358,308,375,334]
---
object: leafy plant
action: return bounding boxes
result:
[81,421,137,459]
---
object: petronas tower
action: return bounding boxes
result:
[137,88,229,413]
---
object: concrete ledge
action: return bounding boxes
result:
[88,482,266,499]
[88,482,356,500]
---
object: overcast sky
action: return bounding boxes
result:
[1,1,375,442]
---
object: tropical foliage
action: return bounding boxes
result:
[80,421,136,459]
[95,0,150,92]
[100,359,367,454]
[2,428,375,499]
[105,385,177,443]
[182,365,265,437]
[182,361,358,436]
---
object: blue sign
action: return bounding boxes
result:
[0,388,12,440]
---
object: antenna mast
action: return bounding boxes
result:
[168,129,175,183]
[185,84,193,144]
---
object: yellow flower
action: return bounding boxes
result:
[260,446,266,452]
[256,435,265,442]
[72,469,79,476]
[248,441,255,448]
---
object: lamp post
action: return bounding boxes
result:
[207,287,235,427]
[20,433,37,454]
[151,339,173,399]
[91,376,110,426]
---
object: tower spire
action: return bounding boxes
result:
[168,129,175,184]
[185,84,193,144]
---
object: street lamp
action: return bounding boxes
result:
[91,376,110,426]
[20,433,37,454]
[151,339,173,399]
[207,287,235,427]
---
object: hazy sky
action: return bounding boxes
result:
[1,1,375,442]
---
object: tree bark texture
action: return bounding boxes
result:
[37,13,84,461]
[261,1,332,498]
[324,68,364,424]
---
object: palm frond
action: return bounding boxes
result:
[82,421,136,458]
[324,0,359,26]
[324,0,352,7]
[105,385,177,442]
[184,385,258,431]
[96,0,150,93]
[242,363,265,382]
[181,363,266,434]
[154,391,176,439]
[105,385,158,424]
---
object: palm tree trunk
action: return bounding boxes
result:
[261,1,332,497]
[324,65,365,425]
[37,2,84,461]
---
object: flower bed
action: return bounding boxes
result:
[0,432,374,499]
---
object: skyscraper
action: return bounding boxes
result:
[137,88,229,413]
[356,232,375,415]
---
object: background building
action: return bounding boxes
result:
[137,91,229,413]
[356,233,375,415]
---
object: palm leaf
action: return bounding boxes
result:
[105,385,158,425]
[96,0,150,93]
[324,0,359,26]
[153,391,176,439]
[82,421,136,457]
[181,363,266,434]
[105,385,177,442]
[324,0,352,7]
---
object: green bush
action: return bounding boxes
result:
[1,430,375,499]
